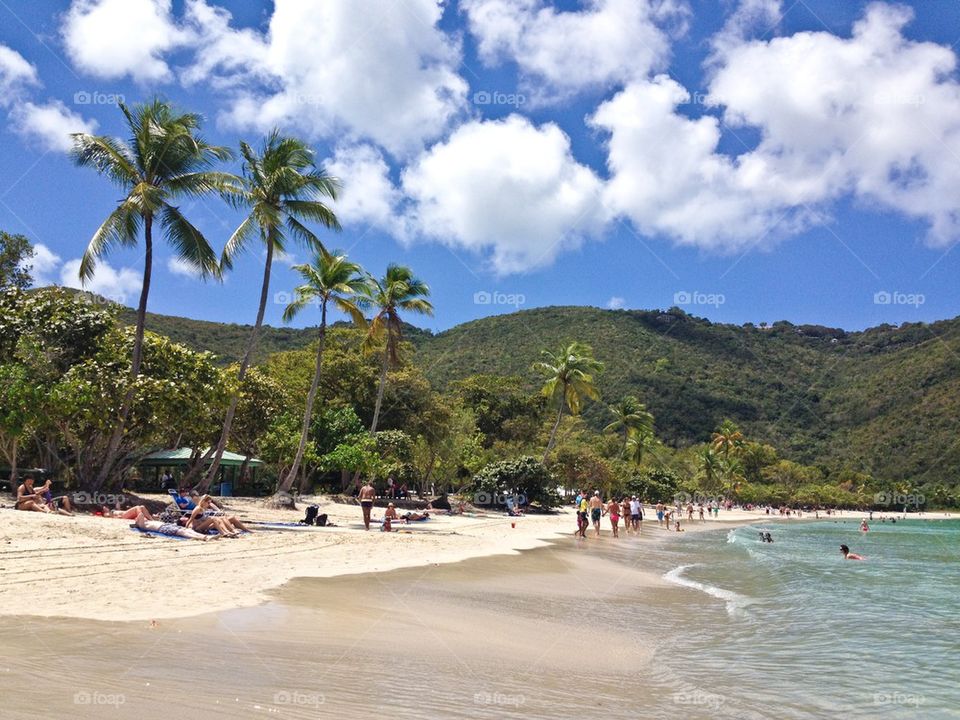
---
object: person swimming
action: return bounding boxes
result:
[840,544,863,560]
[860,520,869,532]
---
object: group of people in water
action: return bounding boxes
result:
[573,491,652,538]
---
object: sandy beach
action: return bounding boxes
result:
[2,496,945,623]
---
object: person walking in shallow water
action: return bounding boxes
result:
[359,480,376,530]
[589,491,603,537]
[607,498,621,537]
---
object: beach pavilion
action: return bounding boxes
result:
[138,448,264,496]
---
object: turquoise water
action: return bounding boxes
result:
[652,519,960,719]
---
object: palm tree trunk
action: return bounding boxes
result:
[369,342,390,435]
[542,401,564,463]
[92,215,153,491]
[279,300,327,493]
[201,240,274,490]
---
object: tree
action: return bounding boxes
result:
[711,419,745,459]
[472,456,560,509]
[0,231,34,290]
[0,364,42,483]
[360,264,433,435]
[204,130,341,488]
[604,396,653,456]
[277,250,367,493]
[71,99,231,489]
[534,342,603,462]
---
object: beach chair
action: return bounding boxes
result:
[167,489,224,516]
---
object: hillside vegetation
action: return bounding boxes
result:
[122,302,960,488]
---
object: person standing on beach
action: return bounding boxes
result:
[577,494,589,538]
[607,498,621,537]
[620,497,631,534]
[359,480,376,530]
[656,502,665,526]
[589,491,603,537]
[698,504,705,522]
[630,496,642,533]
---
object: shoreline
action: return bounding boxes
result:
[0,496,952,623]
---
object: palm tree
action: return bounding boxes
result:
[625,429,655,466]
[535,342,603,463]
[203,131,341,489]
[711,419,745,458]
[277,250,369,493]
[360,264,433,435]
[604,396,653,456]
[698,446,722,490]
[71,99,231,490]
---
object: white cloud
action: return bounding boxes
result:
[325,145,402,231]
[10,100,97,152]
[189,0,468,156]
[0,44,38,103]
[710,0,782,60]
[62,0,187,82]
[593,4,960,250]
[60,258,142,303]
[606,296,626,310]
[401,115,605,274]
[709,3,960,246]
[166,256,205,279]
[463,0,687,101]
[28,243,62,286]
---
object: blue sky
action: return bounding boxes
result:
[1,0,959,333]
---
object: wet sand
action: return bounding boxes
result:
[1,535,734,720]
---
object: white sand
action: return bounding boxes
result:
[0,496,948,622]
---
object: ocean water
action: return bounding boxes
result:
[2,519,958,719]
[650,519,960,719]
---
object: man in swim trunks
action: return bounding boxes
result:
[607,498,621,537]
[629,496,642,533]
[656,502,665,526]
[589,491,603,537]
[840,544,863,560]
[359,480,376,530]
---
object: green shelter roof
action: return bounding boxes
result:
[139,448,263,468]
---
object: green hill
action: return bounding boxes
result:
[121,300,960,488]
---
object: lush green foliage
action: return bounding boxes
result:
[0,232,34,290]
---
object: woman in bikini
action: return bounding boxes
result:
[15,476,52,513]
[184,495,251,537]
[607,499,621,538]
[101,504,155,520]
